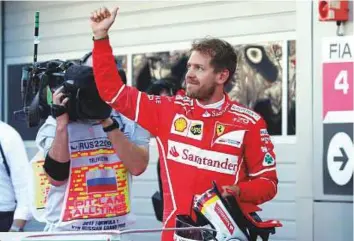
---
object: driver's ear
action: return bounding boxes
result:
[216,69,229,85]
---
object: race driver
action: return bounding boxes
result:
[89,7,278,241]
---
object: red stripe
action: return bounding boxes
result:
[87,184,117,193]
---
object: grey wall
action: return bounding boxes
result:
[3,1,298,241]
[2,1,353,241]
[312,0,353,239]
[296,1,353,241]
[295,2,314,241]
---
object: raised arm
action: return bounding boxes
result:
[42,88,71,187]
[91,7,172,136]
[100,116,150,176]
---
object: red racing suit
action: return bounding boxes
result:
[92,39,278,241]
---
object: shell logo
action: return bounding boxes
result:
[174,117,187,132]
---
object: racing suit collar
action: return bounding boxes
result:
[196,95,225,110]
[194,94,231,118]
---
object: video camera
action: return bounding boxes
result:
[14,52,117,127]
[14,59,76,127]
[14,57,114,128]
[14,12,113,128]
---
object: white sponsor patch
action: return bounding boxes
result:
[260,128,268,136]
[175,95,193,106]
[175,101,193,107]
[147,95,162,104]
[262,153,275,166]
[261,146,268,153]
[167,140,238,175]
[232,115,251,124]
[170,114,203,140]
[261,136,271,144]
[213,130,245,148]
[175,95,192,102]
[202,111,211,117]
[230,104,260,121]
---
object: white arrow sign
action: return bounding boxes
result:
[326,132,354,186]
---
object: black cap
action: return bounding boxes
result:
[64,65,95,89]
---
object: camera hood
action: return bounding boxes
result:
[63,65,112,121]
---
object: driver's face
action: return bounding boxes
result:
[185,51,217,101]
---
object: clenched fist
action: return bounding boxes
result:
[52,86,70,125]
[90,6,119,39]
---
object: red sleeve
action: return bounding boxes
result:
[237,118,278,205]
[92,38,172,136]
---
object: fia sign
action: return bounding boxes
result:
[322,36,354,196]
[322,37,353,119]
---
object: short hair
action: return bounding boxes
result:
[190,38,237,83]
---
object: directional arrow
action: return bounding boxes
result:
[326,131,353,186]
[333,147,349,171]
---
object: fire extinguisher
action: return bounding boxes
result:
[318,0,349,21]
[318,0,349,36]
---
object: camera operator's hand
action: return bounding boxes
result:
[100,117,114,128]
[52,86,69,126]
[100,117,121,133]
[90,6,119,40]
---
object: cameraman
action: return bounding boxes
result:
[35,55,150,232]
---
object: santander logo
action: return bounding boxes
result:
[167,140,238,175]
[169,146,179,157]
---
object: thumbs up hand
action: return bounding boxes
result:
[90,6,119,39]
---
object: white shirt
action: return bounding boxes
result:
[34,114,150,231]
[0,121,31,220]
